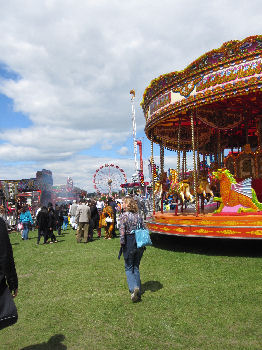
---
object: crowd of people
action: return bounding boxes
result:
[0,194,148,334]
[0,192,150,325]
[9,194,148,244]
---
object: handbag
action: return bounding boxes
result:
[133,222,152,248]
[105,217,113,223]
[17,223,23,231]
[0,286,18,330]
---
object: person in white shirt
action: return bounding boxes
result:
[69,200,78,230]
[96,198,104,238]
[96,198,104,213]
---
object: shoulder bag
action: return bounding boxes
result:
[133,221,152,248]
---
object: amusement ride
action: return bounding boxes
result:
[141,35,262,239]
[130,90,145,186]
[93,164,127,195]
[120,90,148,193]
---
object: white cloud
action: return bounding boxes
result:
[117,146,129,156]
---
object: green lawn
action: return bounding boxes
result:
[1,229,262,349]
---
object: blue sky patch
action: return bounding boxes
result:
[0,94,32,129]
[0,62,21,81]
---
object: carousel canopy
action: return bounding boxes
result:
[141,35,262,153]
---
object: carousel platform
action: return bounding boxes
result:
[146,210,262,239]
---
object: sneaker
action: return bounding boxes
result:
[131,287,140,302]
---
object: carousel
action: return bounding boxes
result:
[141,35,262,239]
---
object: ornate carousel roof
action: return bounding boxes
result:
[142,35,262,153]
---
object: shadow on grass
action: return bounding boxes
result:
[21,334,66,349]
[141,280,163,294]
[151,234,262,258]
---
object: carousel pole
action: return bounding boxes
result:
[160,143,164,213]
[217,129,221,168]
[182,146,186,180]
[177,120,181,212]
[151,135,156,215]
[196,122,200,177]
[177,120,181,181]
[196,122,202,212]
[190,114,198,216]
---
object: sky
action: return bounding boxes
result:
[0,0,261,192]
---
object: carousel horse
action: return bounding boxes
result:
[178,180,194,203]
[168,169,194,203]
[168,169,179,196]
[154,181,162,196]
[197,177,214,200]
[154,172,169,196]
[212,168,262,213]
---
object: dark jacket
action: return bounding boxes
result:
[54,206,64,225]
[48,208,56,229]
[0,218,18,293]
[36,208,49,230]
[90,205,99,228]
[108,200,117,216]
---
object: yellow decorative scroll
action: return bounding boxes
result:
[217,229,241,235]
[174,228,187,233]
[246,230,262,236]
[194,229,212,234]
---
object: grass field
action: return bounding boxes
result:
[1,228,262,350]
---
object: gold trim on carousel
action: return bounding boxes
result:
[217,229,241,235]
[141,36,262,111]
[174,228,187,233]
[246,229,262,235]
[147,221,262,229]
[194,229,212,234]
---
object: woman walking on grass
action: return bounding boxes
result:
[119,197,145,302]
[19,205,33,240]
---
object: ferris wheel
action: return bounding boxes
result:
[93,164,127,195]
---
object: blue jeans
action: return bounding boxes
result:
[124,248,144,294]
[22,222,29,240]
